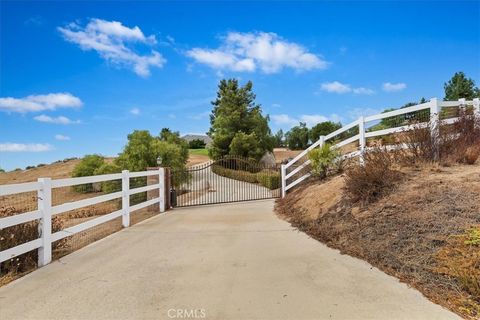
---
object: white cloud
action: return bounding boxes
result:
[272,113,339,128]
[58,18,165,77]
[187,31,327,74]
[55,134,70,141]
[271,114,297,127]
[34,114,80,125]
[0,93,82,113]
[320,81,351,94]
[130,107,140,115]
[0,143,53,152]
[352,87,375,95]
[320,81,374,95]
[382,82,407,92]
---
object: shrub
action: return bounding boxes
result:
[93,163,122,193]
[37,163,46,168]
[188,139,206,149]
[0,168,4,173]
[72,155,105,193]
[403,109,480,165]
[344,147,404,205]
[256,171,280,189]
[25,166,35,170]
[464,146,480,165]
[0,206,66,275]
[212,165,258,183]
[308,143,340,179]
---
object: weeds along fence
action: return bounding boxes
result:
[0,168,167,273]
[281,98,480,196]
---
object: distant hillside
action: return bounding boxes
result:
[0,159,82,185]
[182,134,212,146]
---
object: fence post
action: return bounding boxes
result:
[473,98,480,118]
[429,98,441,160]
[281,164,286,198]
[121,170,130,228]
[37,177,52,267]
[159,168,165,213]
[358,116,366,165]
[459,98,466,114]
[319,135,325,147]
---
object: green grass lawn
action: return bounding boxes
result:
[189,148,209,156]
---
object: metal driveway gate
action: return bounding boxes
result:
[170,156,280,207]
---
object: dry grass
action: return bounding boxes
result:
[276,162,480,319]
[273,148,302,163]
[343,148,404,205]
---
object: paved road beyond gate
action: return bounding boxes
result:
[171,156,280,207]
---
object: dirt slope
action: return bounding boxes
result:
[276,163,480,319]
[0,160,82,185]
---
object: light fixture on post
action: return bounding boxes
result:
[156,156,163,167]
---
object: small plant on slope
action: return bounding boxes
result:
[308,143,340,179]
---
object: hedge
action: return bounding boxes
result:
[256,171,280,190]
[211,165,280,190]
[212,165,258,183]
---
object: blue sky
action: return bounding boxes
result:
[1,1,479,170]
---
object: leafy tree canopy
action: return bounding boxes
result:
[229,132,264,160]
[115,130,188,172]
[188,139,206,149]
[309,121,342,143]
[444,72,480,100]
[208,79,274,160]
[72,154,105,177]
[285,122,309,150]
[273,129,284,148]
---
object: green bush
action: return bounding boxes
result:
[308,143,340,179]
[72,154,105,193]
[212,165,280,190]
[93,163,122,193]
[188,139,206,149]
[211,165,258,183]
[256,171,280,190]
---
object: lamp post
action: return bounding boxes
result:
[156,156,163,167]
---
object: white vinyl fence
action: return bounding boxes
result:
[0,169,166,267]
[281,98,480,197]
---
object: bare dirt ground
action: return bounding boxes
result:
[276,162,480,319]
[187,153,210,166]
[273,148,302,163]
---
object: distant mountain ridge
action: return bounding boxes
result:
[181,134,212,146]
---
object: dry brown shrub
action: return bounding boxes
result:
[403,109,480,165]
[0,206,67,275]
[343,147,404,205]
[464,146,480,165]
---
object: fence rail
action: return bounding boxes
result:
[0,168,166,267]
[281,98,480,197]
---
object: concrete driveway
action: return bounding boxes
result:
[0,200,458,320]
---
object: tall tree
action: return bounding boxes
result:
[444,72,480,100]
[208,79,274,159]
[285,122,309,150]
[309,121,342,143]
[273,129,284,147]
